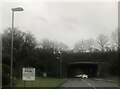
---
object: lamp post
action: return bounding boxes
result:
[53,50,62,78]
[58,51,62,79]
[10,7,24,87]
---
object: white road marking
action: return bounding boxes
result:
[87,82,91,86]
[82,79,97,89]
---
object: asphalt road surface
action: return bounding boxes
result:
[58,78,120,89]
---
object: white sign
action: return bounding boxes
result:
[22,68,35,81]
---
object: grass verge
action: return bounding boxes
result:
[14,77,66,87]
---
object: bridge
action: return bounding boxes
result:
[67,62,107,78]
[60,52,117,78]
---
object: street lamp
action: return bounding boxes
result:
[58,51,62,79]
[53,50,62,78]
[10,7,24,87]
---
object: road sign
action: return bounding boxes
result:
[22,68,35,81]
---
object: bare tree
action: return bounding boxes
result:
[38,38,69,51]
[85,39,95,52]
[111,29,118,45]
[111,29,118,51]
[39,39,56,49]
[96,34,109,52]
[74,40,88,52]
[74,39,95,53]
[56,42,69,51]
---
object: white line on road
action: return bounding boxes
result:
[82,79,97,89]
[87,82,92,86]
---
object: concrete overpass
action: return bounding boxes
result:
[66,62,107,78]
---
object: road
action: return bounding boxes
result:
[58,78,120,89]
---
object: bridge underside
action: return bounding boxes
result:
[67,62,98,78]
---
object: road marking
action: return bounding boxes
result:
[82,79,97,89]
[87,82,91,86]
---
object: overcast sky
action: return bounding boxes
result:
[1,1,118,48]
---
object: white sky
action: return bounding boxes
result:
[1,0,118,48]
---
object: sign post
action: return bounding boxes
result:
[22,68,35,87]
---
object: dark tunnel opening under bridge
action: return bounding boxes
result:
[67,62,99,78]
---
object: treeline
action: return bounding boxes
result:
[2,28,119,86]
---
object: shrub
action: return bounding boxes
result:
[2,73,10,86]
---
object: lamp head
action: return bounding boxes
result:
[12,7,24,11]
